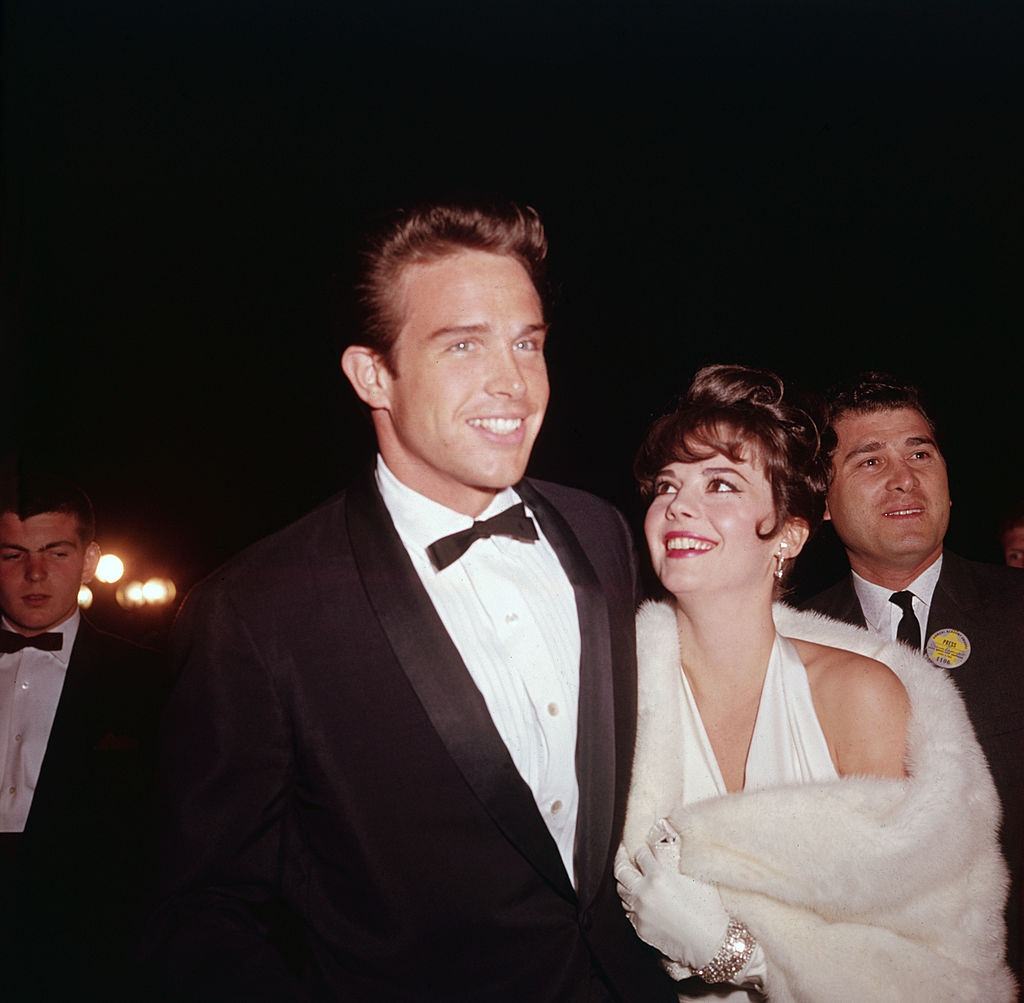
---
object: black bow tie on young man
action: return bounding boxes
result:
[0,630,63,654]
[427,502,539,571]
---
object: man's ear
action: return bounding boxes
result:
[82,541,101,585]
[340,345,390,408]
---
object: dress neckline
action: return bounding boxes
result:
[678,634,782,795]
[678,634,838,796]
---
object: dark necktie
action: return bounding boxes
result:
[889,591,921,650]
[427,502,539,571]
[0,629,63,654]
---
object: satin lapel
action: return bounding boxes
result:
[25,621,99,833]
[517,480,616,915]
[346,473,574,901]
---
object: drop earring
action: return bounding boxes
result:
[774,541,788,581]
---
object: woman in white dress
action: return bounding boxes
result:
[615,365,1013,1001]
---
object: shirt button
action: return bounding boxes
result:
[14,734,21,742]
[550,800,563,815]
[547,702,559,716]
[505,612,519,624]
[7,787,14,795]
[20,681,29,689]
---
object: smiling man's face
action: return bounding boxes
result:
[363,249,549,516]
[825,407,950,587]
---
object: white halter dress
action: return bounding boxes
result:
[677,634,838,1000]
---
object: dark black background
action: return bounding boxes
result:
[4,1,1022,638]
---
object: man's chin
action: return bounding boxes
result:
[872,536,944,567]
[466,459,532,492]
[11,606,73,635]
[878,521,940,545]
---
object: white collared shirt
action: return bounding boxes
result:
[376,457,582,884]
[0,610,81,832]
[852,555,944,651]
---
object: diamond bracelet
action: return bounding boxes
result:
[691,919,757,984]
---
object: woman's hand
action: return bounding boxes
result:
[614,820,731,969]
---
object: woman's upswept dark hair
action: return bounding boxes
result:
[634,364,829,538]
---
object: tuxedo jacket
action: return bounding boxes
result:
[3,617,167,1001]
[799,551,1024,979]
[145,472,674,1002]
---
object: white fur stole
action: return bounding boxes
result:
[624,601,1014,1001]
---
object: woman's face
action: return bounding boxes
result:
[644,447,797,601]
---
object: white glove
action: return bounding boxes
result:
[614,819,731,970]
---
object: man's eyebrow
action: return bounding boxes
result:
[428,322,549,340]
[843,440,885,463]
[0,540,78,552]
[429,323,489,339]
[842,434,937,463]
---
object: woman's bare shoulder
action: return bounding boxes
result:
[788,638,910,778]
[791,638,904,695]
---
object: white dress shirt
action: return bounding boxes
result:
[0,611,80,832]
[376,457,582,884]
[852,555,943,650]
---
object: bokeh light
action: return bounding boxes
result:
[95,553,125,584]
[141,577,177,605]
[116,580,147,609]
[77,585,94,608]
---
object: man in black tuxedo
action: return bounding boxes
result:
[145,202,674,1001]
[0,472,165,999]
[799,372,1024,979]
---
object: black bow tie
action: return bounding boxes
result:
[0,630,63,654]
[427,502,539,571]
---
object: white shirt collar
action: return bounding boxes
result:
[1,608,81,667]
[852,554,943,633]
[374,456,524,570]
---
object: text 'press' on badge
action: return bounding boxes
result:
[926,629,971,669]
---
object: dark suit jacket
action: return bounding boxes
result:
[800,551,1024,979]
[2,617,167,1001]
[144,472,674,1002]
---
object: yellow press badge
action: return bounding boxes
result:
[926,629,971,669]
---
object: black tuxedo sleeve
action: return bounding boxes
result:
[613,504,643,612]
[142,582,310,1001]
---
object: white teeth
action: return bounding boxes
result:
[469,418,522,434]
[885,509,922,517]
[666,537,715,551]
